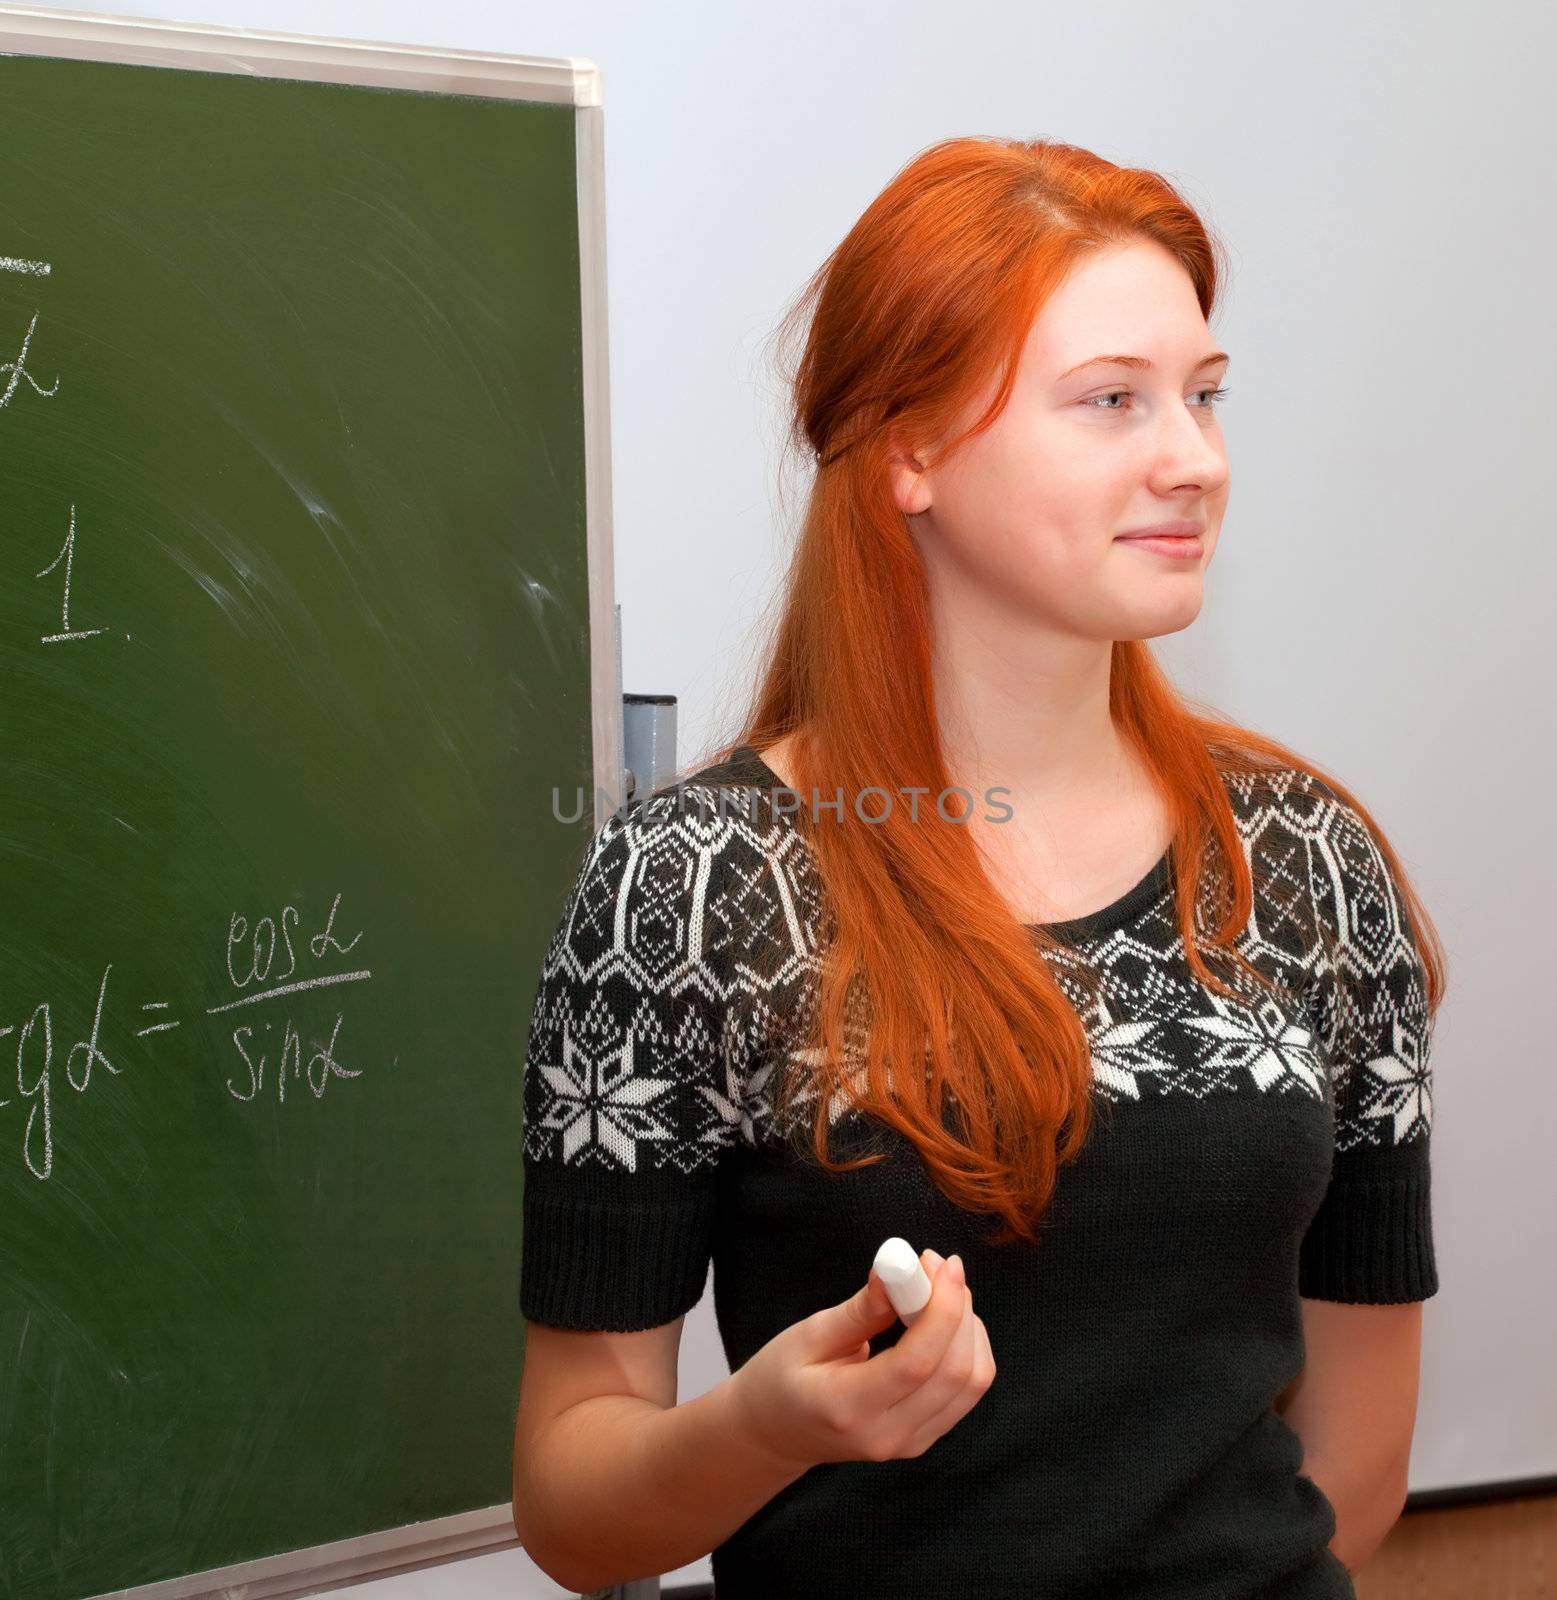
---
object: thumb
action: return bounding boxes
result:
[810,1268,906,1360]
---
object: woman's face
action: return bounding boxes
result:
[892,239,1231,644]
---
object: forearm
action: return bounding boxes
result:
[517,1376,809,1592]
[1304,1450,1408,1575]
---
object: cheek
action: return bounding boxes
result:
[985,449,1106,554]
[959,495,1082,583]
[962,517,1098,609]
[928,435,1144,582]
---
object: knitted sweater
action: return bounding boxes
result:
[519,744,1437,1599]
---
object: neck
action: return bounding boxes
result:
[926,626,1134,821]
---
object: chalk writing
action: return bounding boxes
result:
[0,964,120,1180]
[216,892,368,1012]
[227,1012,364,1104]
[0,892,393,1181]
[0,309,59,408]
[135,1000,177,1038]
[6,272,130,644]
[0,260,394,1178]
[36,502,110,643]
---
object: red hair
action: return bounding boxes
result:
[677,136,1447,1247]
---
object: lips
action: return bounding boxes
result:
[1118,533,1203,559]
[1119,521,1204,539]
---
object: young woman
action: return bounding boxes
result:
[512,136,1446,1599]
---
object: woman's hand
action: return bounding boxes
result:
[729,1247,996,1472]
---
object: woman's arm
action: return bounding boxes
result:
[1279,1298,1423,1572]
[517,1377,807,1592]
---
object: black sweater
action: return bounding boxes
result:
[519,745,1436,1599]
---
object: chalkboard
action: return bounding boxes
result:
[0,16,615,1599]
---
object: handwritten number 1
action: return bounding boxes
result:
[35,503,107,643]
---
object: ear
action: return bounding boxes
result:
[886,433,934,518]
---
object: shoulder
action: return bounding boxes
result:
[643,749,825,917]
[1215,760,1389,887]
[542,789,735,987]
[1209,758,1422,970]
[521,761,821,1171]
[1238,763,1407,912]
[522,792,746,1170]
[1215,759,1427,1005]
[1217,758,1351,830]
[540,752,814,989]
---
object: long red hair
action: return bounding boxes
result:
[670,136,1446,1247]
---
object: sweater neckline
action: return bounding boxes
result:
[718,745,1174,945]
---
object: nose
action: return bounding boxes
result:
[1151,406,1228,495]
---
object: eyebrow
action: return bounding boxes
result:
[1056,350,1232,382]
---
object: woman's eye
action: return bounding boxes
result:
[1083,387,1231,411]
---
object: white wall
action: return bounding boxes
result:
[55,0,1556,1591]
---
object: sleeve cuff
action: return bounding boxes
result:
[519,1177,717,1331]
[1297,1161,1438,1303]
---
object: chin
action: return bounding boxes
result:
[1123,591,1205,639]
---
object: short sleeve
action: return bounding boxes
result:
[1298,790,1438,1304]
[519,794,741,1331]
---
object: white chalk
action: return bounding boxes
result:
[873,1236,933,1327]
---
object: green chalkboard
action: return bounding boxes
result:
[0,33,608,1600]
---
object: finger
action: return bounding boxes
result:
[813,1267,908,1364]
[910,1307,993,1451]
[851,1254,966,1414]
[881,1278,977,1437]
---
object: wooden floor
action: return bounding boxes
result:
[1356,1492,1556,1598]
